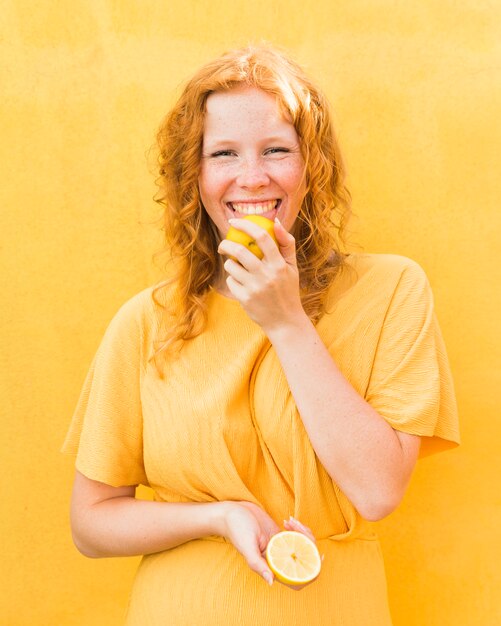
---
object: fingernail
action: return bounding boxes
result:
[290,516,308,530]
[275,217,281,224]
[262,571,273,586]
[228,218,236,224]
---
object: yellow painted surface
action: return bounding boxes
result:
[1,1,499,624]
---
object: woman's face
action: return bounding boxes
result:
[199,86,306,239]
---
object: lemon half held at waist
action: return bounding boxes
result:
[225,215,278,260]
[265,531,322,586]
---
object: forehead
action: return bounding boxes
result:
[203,86,296,138]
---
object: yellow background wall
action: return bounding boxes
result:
[1,1,499,624]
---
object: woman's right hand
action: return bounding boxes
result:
[220,500,280,586]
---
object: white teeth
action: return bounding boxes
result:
[231,200,278,215]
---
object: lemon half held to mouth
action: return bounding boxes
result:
[265,531,322,586]
[225,215,278,260]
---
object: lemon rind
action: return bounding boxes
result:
[265,531,322,584]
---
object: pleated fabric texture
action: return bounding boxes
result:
[62,253,459,626]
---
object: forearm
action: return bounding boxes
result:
[72,496,227,558]
[267,313,414,520]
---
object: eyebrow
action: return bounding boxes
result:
[203,135,298,147]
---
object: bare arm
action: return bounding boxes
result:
[70,471,288,585]
[266,315,421,521]
[70,470,227,558]
[219,219,421,521]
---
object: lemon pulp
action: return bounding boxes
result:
[265,531,321,585]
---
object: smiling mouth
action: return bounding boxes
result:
[227,199,281,217]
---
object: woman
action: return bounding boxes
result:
[63,44,459,625]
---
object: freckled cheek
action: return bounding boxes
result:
[276,161,306,195]
[199,169,230,202]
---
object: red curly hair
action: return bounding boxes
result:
[152,43,351,364]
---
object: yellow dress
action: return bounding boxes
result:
[62,253,460,625]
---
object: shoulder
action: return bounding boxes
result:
[113,285,156,316]
[106,286,157,331]
[343,252,431,298]
[343,252,428,283]
[98,285,164,359]
[325,253,433,314]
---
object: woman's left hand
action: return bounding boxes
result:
[217,218,306,332]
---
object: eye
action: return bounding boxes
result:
[265,147,290,155]
[211,150,236,157]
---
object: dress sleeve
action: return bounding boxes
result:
[365,259,460,458]
[61,294,149,486]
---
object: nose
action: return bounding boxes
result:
[236,158,270,189]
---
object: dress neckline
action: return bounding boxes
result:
[208,286,242,305]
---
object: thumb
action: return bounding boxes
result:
[246,549,274,586]
[274,218,296,265]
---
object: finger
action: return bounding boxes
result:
[245,550,274,587]
[226,275,247,300]
[227,218,280,260]
[284,518,312,540]
[287,516,317,543]
[218,239,262,270]
[284,516,317,544]
[274,218,297,265]
[223,257,249,284]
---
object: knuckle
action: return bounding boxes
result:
[261,274,273,288]
[231,246,245,261]
[278,267,289,281]
[266,268,282,285]
[241,293,253,306]
[238,247,254,263]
